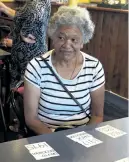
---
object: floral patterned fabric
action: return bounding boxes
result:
[10,0,51,87]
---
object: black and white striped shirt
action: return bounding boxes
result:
[25,50,105,129]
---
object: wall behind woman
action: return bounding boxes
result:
[83,8,128,98]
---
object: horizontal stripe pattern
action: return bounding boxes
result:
[25,50,105,128]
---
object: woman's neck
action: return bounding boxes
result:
[52,51,81,68]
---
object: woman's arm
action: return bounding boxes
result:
[24,80,52,135]
[88,85,105,124]
[2,38,13,47]
[20,33,36,44]
[0,2,15,18]
[88,60,105,125]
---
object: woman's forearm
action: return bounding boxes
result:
[2,38,13,47]
[26,118,52,135]
[3,6,15,18]
[88,116,103,125]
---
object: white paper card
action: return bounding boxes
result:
[95,125,127,138]
[67,131,103,148]
[25,142,59,160]
[115,157,129,162]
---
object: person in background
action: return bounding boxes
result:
[24,6,105,135]
[0,0,51,87]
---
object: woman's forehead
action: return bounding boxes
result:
[57,25,82,36]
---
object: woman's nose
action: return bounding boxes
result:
[62,39,71,48]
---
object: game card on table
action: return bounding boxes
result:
[25,142,59,160]
[67,131,103,148]
[115,157,129,162]
[95,125,127,138]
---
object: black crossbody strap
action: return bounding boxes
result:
[41,56,91,118]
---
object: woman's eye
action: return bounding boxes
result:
[72,39,77,43]
[58,36,64,40]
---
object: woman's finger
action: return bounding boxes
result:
[28,34,35,40]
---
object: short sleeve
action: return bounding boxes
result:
[24,58,41,88]
[90,61,105,92]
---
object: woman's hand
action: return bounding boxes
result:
[0,2,15,18]
[0,2,6,12]
[2,38,13,47]
[21,34,36,44]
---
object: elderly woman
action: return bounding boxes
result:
[24,6,105,135]
[0,1,51,87]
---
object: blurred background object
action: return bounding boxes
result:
[0,25,11,51]
[97,0,128,9]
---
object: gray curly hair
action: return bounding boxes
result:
[47,6,95,44]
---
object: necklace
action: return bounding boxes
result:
[54,55,78,80]
[69,56,78,80]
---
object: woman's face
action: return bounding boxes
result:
[52,25,84,61]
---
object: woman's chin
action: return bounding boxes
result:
[61,52,75,61]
